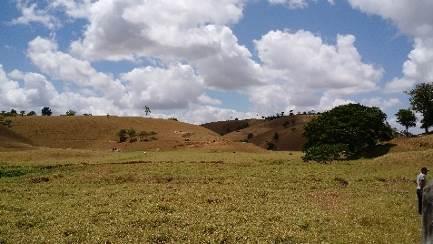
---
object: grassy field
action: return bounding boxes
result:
[0,148,429,243]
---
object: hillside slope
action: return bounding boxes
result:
[203,115,314,151]
[0,126,33,151]
[202,119,262,135]
[1,116,262,152]
[389,134,433,152]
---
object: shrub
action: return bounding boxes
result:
[168,117,178,121]
[117,129,128,143]
[247,133,254,140]
[273,132,279,141]
[65,110,76,116]
[126,128,136,138]
[27,111,36,116]
[266,142,276,150]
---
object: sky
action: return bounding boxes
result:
[0,0,432,128]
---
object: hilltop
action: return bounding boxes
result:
[203,115,315,151]
[0,116,262,152]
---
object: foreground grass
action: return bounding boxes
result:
[0,149,428,243]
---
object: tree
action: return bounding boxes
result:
[406,82,433,133]
[19,110,25,116]
[65,110,76,116]
[27,111,36,116]
[41,107,52,116]
[303,104,393,162]
[144,106,151,116]
[395,109,417,135]
[9,109,17,116]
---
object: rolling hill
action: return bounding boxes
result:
[0,116,262,152]
[203,115,315,151]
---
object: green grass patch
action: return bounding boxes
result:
[0,167,29,178]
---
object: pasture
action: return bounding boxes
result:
[0,148,427,243]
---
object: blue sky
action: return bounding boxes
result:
[0,0,432,129]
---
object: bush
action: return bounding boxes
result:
[117,129,128,143]
[247,133,254,140]
[126,128,136,138]
[302,144,349,163]
[267,142,276,150]
[65,110,76,116]
[27,111,36,116]
[273,132,279,141]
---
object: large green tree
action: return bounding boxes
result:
[303,104,393,162]
[395,109,416,135]
[406,82,433,133]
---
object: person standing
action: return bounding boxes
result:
[418,167,429,215]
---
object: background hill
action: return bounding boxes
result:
[203,115,315,151]
[0,116,262,152]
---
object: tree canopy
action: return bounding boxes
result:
[41,107,52,116]
[406,82,433,133]
[395,109,416,135]
[303,104,393,162]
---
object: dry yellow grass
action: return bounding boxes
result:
[222,115,314,151]
[2,117,433,243]
[390,134,433,152]
[0,148,429,243]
